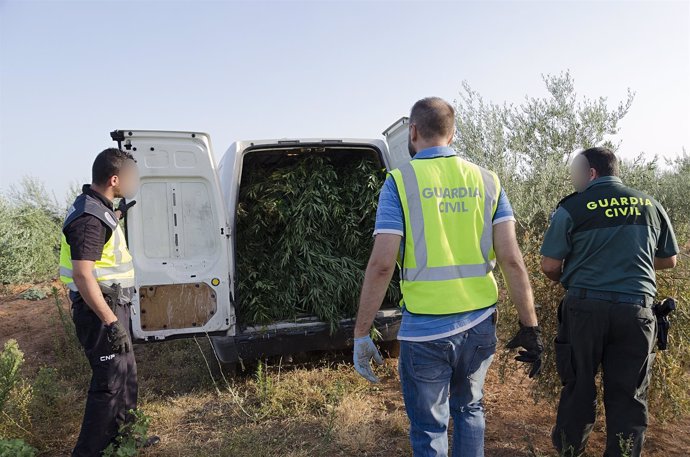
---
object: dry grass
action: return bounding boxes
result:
[133,357,411,457]
[2,287,690,456]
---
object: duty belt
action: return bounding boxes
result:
[567,287,654,307]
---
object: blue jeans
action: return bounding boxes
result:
[398,314,497,457]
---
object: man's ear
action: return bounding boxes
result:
[409,124,418,143]
[447,129,456,146]
[588,167,598,181]
[109,175,119,188]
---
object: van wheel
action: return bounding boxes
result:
[379,340,400,358]
[222,362,237,378]
[211,361,237,379]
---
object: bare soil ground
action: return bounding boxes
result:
[1,284,688,456]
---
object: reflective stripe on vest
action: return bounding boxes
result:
[397,161,498,282]
[59,224,135,292]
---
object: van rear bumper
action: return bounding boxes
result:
[210,308,401,364]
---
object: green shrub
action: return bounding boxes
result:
[0,177,63,284]
[0,340,24,413]
[0,439,37,457]
[19,288,47,301]
[0,337,86,451]
[28,367,61,423]
[0,340,33,443]
[102,409,152,457]
[454,71,690,419]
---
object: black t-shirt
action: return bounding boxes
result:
[63,185,114,261]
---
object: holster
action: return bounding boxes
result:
[99,283,133,310]
[652,298,675,351]
[654,312,671,351]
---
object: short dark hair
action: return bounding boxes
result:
[409,97,455,140]
[580,147,619,177]
[92,148,136,185]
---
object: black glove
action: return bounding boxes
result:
[106,320,131,354]
[505,323,544,378]
[116,199,137,219]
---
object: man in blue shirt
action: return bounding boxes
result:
[352,97,543,457]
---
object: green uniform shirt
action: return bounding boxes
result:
[541,176,679,297]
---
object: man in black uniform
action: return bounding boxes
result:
[59,148,158,456]
[540,147,679,457]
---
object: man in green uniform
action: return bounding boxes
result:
[541,147,679,457]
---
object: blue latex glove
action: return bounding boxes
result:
[353,335,384,383]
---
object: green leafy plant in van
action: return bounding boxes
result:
[236,154,401,331]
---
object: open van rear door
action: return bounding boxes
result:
[110,130,234,341]
[383,117,411,170]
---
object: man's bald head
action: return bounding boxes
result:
[409,97,456,141]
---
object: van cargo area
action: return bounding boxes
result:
[214,143,402,363]
[234,144,401,330]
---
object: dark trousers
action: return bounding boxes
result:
[71,294,138,457]
[552,295,656,457]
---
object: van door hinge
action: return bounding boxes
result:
[110,130,125,149]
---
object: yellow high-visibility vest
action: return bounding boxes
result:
[59,193,135,294]
[389,156,500,314]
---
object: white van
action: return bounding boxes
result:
[109,117,410,363]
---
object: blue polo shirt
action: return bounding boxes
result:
[374,146,515,342]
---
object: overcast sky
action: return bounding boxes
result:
[1,0,688,201]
